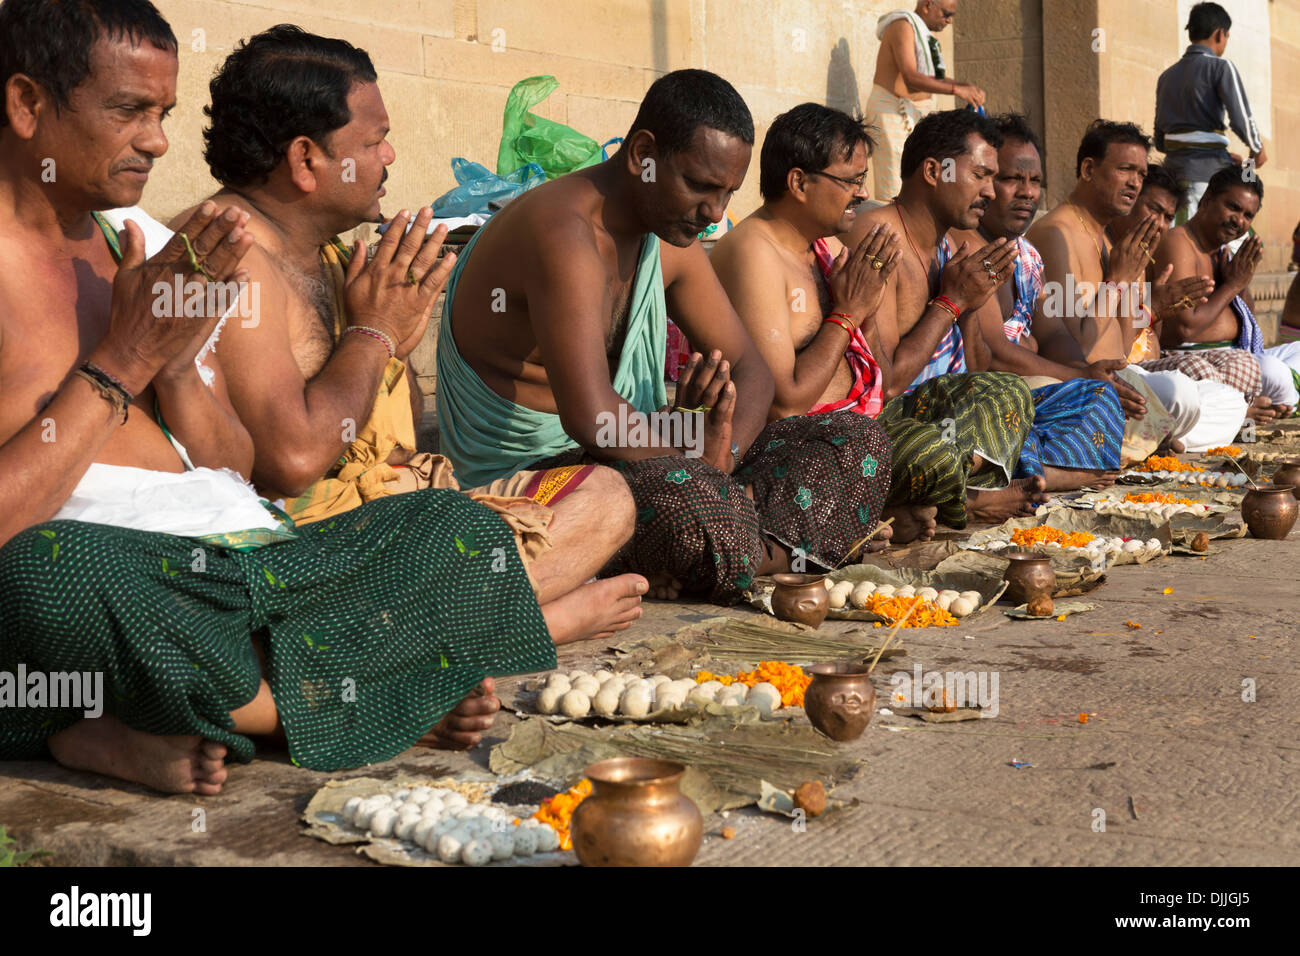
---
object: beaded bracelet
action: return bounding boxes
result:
[74,362,132,424]
[343,325,396,359]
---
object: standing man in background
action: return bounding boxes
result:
[867,0,985,203]
[1154,1,1266,222]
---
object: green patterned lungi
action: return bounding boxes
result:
[878,371,1034,528]
[0,490,554,771]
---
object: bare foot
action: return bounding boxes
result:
[1041,466,1120,492]
[882,505,938,544]
[865,522,894,553]
[644,572,683,601]
[1156,437,1186,455]
[417,678,500,750]
[543,573,647,642]
[967,475,1051,522]
[1246,396,1282,424]
[47,715,229,795]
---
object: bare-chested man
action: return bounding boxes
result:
[713,102,1012,541]
[1108,163,1278,422]
[178,25,647,633]
[866,0,985,203]
[841,109,1049,527]
[0,0,638,795]
[950,112,1127,487]
[1153,166,1300,416]
[1026,119,1247,452]
[438,70,895,602]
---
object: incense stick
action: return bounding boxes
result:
[833,517,895,569]
[866,596,920,675]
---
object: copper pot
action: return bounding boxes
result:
[771,572,830,627]
[1002,552,1056,603]
[570,758,702,867]
[1270,460,1300,500]
[803,662,877,741]
[1240,484,1299,540]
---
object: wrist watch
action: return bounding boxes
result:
[731,442,741,470]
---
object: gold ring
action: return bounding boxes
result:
[871,257,884,270]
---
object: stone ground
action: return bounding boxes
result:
[3,523,1296,867]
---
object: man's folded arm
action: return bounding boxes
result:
[662,241,775,453]
[218,262,389,495]
[0,369,125,546]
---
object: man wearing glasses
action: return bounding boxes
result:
[868,0,986,204]
[711,104,1039,543]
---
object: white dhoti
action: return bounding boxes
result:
[1259,342,1300,407]
[865,85,932,203]
[1123,366,1245,451]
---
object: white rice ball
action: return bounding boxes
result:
[917,587,939,602]
[461,839,493,866]
[443,793,468,812]
[544,673,571,693]
[537,686,565,715]
[560,689,591,718]
[512,826,538,856]
[895,585,916,599]
[949,597,977,618]
[746,682,782,715]
[436,832,464,863]
[1145,538,1161,551]
[874,584,896,599]
[342,797,363,825]
[829,580,853,609]
[394,815,421,842]
[592,669,613,683]
[849,581,875,608]
[655,687,687,711]
[488,830,516,861]
[369,807,398,838]
[1122,539,1143,553]
[408,786,433,805]
[620,685,654,717]
[411,819,438,848]
[959,590,982,604]
[570,676,600,697]
[649,674,673,687]
[535,824,561,853]
[716,685,747,707]
[687,687,718,708]
[591,685,622,717]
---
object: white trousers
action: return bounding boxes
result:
[1128,366,1247,451]
[1258,342,1300,407]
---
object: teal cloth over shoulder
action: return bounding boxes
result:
[436,225,668,487]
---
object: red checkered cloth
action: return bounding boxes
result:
[1137,348,1261,400]
[805,238,885,417]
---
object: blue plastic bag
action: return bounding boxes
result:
[431,157,545,218]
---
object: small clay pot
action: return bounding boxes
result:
[803,662,877,741]
[1002,552,1056,603]
[570,758,702,867]
[771,573,830,627]
[1240,483,1299,540]
[1269,460,1300,500]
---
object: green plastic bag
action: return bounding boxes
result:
[497,75,604,179]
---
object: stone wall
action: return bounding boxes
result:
[956,0,1300,272]
[142,0,958,229]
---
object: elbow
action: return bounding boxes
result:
[254,445,337,498]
